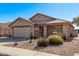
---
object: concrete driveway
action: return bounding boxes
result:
[0,45,58,56]
[74,34,79,40]
[0,37,27,45]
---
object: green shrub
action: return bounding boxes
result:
[37,37,49,47]
[53,32,65,39]
[47,35,64,45]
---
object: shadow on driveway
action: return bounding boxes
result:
[0,37,27,42]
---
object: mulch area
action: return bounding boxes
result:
[3,39,79,56]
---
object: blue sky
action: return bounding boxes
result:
[0,3,79,28]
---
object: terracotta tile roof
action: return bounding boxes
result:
[29,13,57,20]
[46,20,68,24]
[34,20,68,24]
[27,19,35,24]
[29,13,72,24]
[48,20,73,27]
[30,13,71,22]
[15,17,35,24]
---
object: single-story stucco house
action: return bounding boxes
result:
[9,13,75,39]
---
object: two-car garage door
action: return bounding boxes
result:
[13,27,32,38]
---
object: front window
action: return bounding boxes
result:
[52,25,62,33]
[47,25,63,36]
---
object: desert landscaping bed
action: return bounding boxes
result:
[3,39,79,56]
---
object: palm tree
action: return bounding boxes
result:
[72,16,79,26]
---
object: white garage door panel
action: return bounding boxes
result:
[14,27,31,37]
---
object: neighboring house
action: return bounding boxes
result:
[0,22,10,36]
[9,13,75,39]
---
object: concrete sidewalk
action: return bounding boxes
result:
[73,34,79,40]
[74,53,79,56]
[0,45,58,56]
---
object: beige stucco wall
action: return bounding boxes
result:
[68,25,75,36]
[63,24,74,39]
[63,25,69,39]
[31,14,53,24]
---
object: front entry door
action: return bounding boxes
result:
[39,26,44,37]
